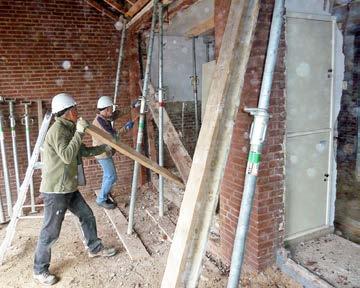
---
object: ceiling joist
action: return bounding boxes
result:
[103,0,127,14]
[126,0,151,18]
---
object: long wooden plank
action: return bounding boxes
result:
[126,0,173,29]
[185,16,214,37]
[104,0,126,14]
[85,124,185,188]
[147,83,192,184]
[145,207,175,242]
[95,191,149,260]
[161,1,260,287]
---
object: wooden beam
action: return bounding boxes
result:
[185,16,214,38]
[126,0,135,5]
[86,0,118,21]
[161,0,260,287]
[146,207,175,242]
[147,83,192,184]
[94,191,149,260]
[126,0,173,29]
[126,0,151,18]
[103,0,126,14]
[85,124,185,188]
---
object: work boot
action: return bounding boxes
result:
[88,247,117,258]
[97,201,115,210]
[106,198,117,207]
[33,271,58,285]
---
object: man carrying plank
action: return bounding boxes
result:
[33,93,117,286]
[92,96,134,209]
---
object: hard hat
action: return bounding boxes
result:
[51,93,76,114]
[97,96,113,109]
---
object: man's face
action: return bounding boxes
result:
[102,106,113,118]
[68,106,79,122]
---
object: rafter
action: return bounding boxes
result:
[126,0,151,18]
[86,0,118,21]
[103,0,127,14]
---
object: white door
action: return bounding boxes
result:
[285,13,335,239]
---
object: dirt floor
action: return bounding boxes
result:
[0,188,301,287]
[291,234,360,288]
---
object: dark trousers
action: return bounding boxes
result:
[34,191,103,274]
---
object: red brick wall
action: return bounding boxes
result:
[0,0,133,218]
[213,0,286,271]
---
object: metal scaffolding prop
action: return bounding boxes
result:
[191,37,200,136]
[21,101,36,214]
[0,109,12,219]
[0,112,52,265]
[127,0,159,235]
[227,1,284,286]
[113,16,127,113]
[157,2,165,217]
[8,100,20,195]
[161,0,260,286]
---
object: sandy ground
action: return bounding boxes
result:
[292,234,360,288]
[0,188,300,287]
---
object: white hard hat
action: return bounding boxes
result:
[51,93,76,114]
[97,96,113,109]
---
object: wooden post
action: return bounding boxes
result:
[161,0,260,287]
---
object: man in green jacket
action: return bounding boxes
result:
[33,93,116,286]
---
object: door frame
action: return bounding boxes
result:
[284,12,337,240]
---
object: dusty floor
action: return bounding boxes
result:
[292,234,360,288]
[0,188,300,287]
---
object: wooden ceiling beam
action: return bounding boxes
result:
[125,0,136,5]
[103,0,127,14]
[126,0,151,18]
[86,0,118,21]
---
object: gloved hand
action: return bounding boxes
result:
[76,118,90,133]
[104,145,113,153]
[131,99,141,108]
[124,120,134,131]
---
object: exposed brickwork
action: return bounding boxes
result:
[332,2,360,243]
[212,0,286,272]
[0,0,133,219]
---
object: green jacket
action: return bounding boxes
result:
[40,117,106,193]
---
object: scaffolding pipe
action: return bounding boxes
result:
[22,102,36,213]
[128,0,159,234]
[226,1,284,287]
[113,16,127,113]
[191,37,199,136]
[8,100,20,195]
[0,110,12,218]
[181,102,185,138]
[158,2,164,217]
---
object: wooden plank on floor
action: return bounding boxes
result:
[161,0,260,287]
[85,124,185,188]
[145,207,176,242]
[147,83,192,184]
[95,190,149,260]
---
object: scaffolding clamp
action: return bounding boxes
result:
[244,107,270,146]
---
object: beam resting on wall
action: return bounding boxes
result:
[161,0,260,287]
[147,82,192,184]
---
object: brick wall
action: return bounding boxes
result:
[0,0,133,219]
[212,0,286,272]
[332,2,360,243]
